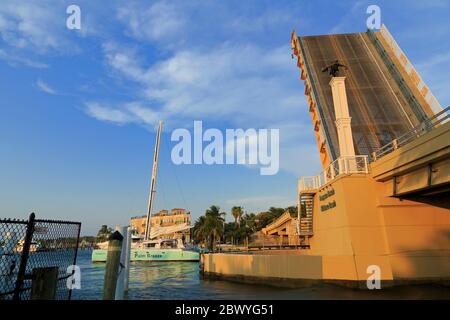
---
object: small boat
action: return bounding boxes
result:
[92,238,199,262]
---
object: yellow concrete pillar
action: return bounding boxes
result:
[329,77,355,157]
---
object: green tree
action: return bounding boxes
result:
[193,205,226,250]
[96,225,113,242]
[223,212,258,245]
[196,205,297,248]
[193,216,208,245]
[286,206,298,217]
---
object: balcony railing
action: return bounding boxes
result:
[372,106,449,161]
[299,155,369,192]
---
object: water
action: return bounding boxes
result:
[72,250,450,300]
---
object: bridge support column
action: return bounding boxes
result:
[329,77,355,157]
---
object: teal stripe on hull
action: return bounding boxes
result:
[92,249,199,262]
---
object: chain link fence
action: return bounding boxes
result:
[0,213,81,300]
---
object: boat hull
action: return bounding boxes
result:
[91,248,199,262]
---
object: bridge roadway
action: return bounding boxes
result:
[298,29,438,161]
[371,119,450,209]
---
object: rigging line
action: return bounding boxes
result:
[162,130,189,210]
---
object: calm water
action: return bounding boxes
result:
[71,250,449,300]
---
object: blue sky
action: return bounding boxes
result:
[1,0,449,235]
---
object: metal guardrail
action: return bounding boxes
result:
[298,107,449,192]
[372,106,450,161]
[215,245,309,254]
[299,155,370,192]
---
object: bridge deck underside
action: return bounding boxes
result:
[300,32,430,160]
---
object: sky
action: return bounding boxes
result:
[1,0,449,235]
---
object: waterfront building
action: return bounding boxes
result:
[131,208,191,242]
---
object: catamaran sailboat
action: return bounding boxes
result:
[92,237,199,262]
[92,121,199,262]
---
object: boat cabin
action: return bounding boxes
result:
[137,238,185,250]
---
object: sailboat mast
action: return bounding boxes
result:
[144,120,163,241]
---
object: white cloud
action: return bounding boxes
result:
[102,42,147,80]
[126,102,160,125]
[85,102,161,126]
[91,36,320,175]
[229,7,297,35]
[35,79,56,95]
[85,102,133,125]
[415,51,450,105]
[100,42,303,126]
[327,1,366,34]
[85,1,322,176]
[416,52,450,70]
[115,0,306,48]
[117,1,185,42]
[0,49,48,68]
[0,0,102,55]
[0,2,64,52]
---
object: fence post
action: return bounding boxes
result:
[330,163,335,180]
[31,267,58,300]
[13,212,35,300]
[114,226,127,300]
[364,156,369,174]
[392,139,399,150]
[68,222,81,300]
[124,226,132,292]
[103,231,123,300]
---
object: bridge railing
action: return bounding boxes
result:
[299,155,369,192]
[372,106,450,161]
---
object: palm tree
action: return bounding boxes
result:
[205,205,226,250]
[193,205,226,250]
[231,206,243,227]
[193,216,208,245]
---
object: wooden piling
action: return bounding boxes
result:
[114,226,127,300]
[103,230,123,300]
[31,267,59,300]
[124,226,132,292]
